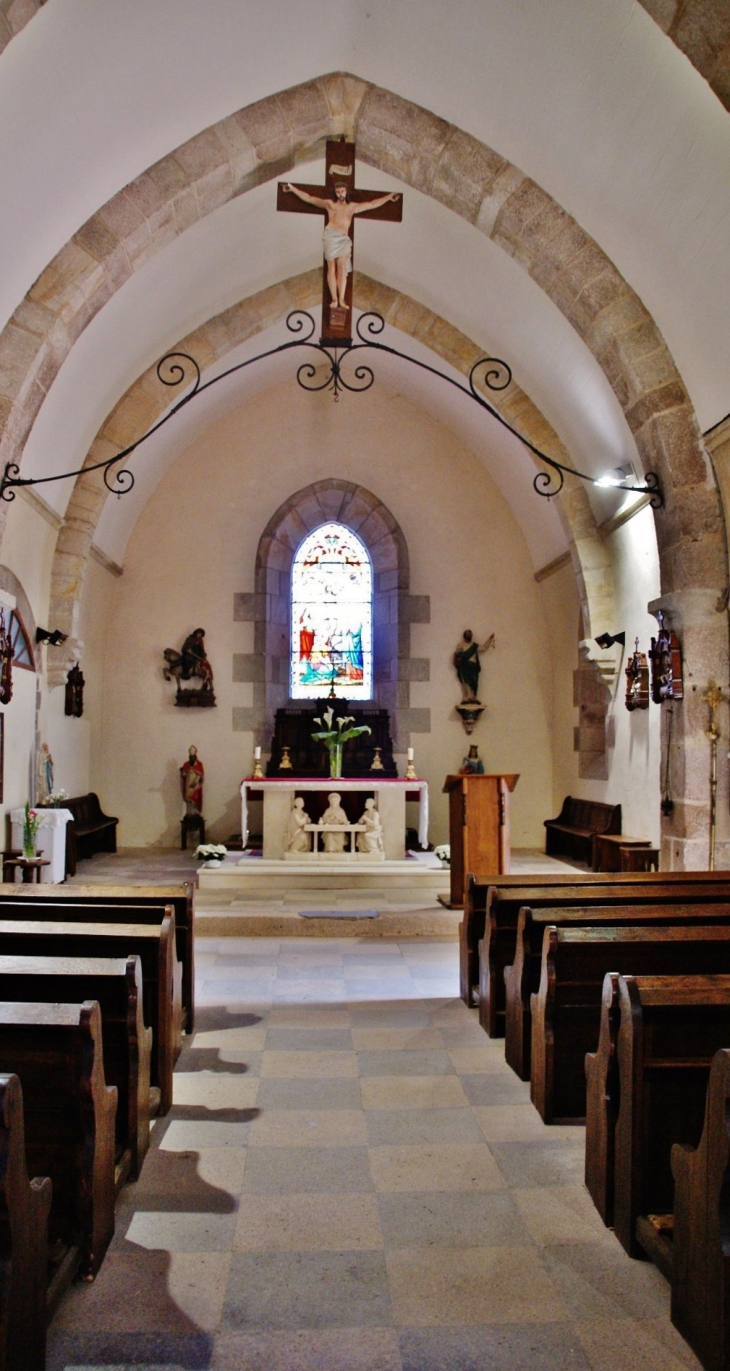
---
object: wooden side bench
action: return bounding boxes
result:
[0,883,196,1033]
[544,795,621,864]
[475,877,730,1037]
[530,925,730,1124]
[0,1073,51,1371]
[671,1047,730,1371]
[64,793,118,874]
[0,917,180,1115]
[0,1000,116,1283]
[0,954,151,1183]
[504,901,730,1081]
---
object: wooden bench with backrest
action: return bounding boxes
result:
[544,795,621,864]
[63,793,119,873]
[0,917,180,1115]
[582,973,730,1265]
[0,1000,116,1286]
[472,876,730,1036]
[530,924,730,1124]
[671,1047,730,1371]
[504,902,730,1080]
[0,885,195,1034]
[0,1072,51,1371]
[0,954,151,1183]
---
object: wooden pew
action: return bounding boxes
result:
[672,1047,730,1371]
[584,970,621,1226]
[471,876,730,1036]
[0,954,150,1182]
[0,883,195,1033]
[505,902,730,1080]
[0,918,179,1115]
[530,925,730,1124]
[0,1073,51,1371]
[0,1000,116,1284]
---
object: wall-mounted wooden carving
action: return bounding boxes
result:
[625,639,649,711]
[649,610,683,703]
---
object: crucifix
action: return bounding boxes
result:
[277,138,403,347]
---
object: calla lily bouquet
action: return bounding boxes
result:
[312,707,371,778]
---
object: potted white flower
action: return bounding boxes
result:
[195,843,228,868]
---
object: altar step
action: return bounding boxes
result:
[196,902,460,939]
[198,854,450,895]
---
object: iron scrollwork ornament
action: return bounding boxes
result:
[649,610,683,704]
[0,610,12,705]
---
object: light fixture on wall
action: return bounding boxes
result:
[35,627,68,646]
[594,631,626,650]
[0,312,664,510]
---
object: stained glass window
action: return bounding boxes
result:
[291,522,373,700]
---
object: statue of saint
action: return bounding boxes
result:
[286,797,311,854]
[37,743,54,804]
[180,745,204,815]
[453,629,495,702]
[283,182,400,309]
[181,628,214,691]
[460,744,485,775]
[319,792,349,853]
[357,798,384,855]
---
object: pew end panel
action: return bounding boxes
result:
[0,1073,51,1371]
[671,1047,730,1371]
[585,971,621,1226]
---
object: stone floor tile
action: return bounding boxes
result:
[489,1139,588,1187]
[172,1073,260,1109]
[437,1025,490,1047]
[361,1075,469,1110]
[159,1120,254,1150]
[242,1147,375,1193]
[277,952,344,967]
[542,1243,670,1321]
[256,1077,363,1110]
[265,1027,354,1050]
[346,981,420,1000]
[460,1074,533,1106]
[260,1049,359,1078]
[266,1007,352,1028]
[512,1185,617,1247]
[199,979,276,1000]
[233,1193,383,1251]
[378,1190,530,1248]
[573,1316,703,1370]
[212,1326,403,1370]
[273,981,349,1003]
[125,1209,238,1252]
[475,1105,583,1143]
[351,1026,444,1051]
[448,1046,513,1075]
[366,1108,485,1147]
[343,964,413,980]
[191,1026,268,1051]
[166,1252,233,1331]
[123,1146,246,1205]
[358,1049,454,1077]
[277,964,346,982]
[398,1324,591,1371]
[368,1143,505,1192]
[349,1006,432,1027]
[205,962,276,980]
[386,1246,567,1325]
[50,1247,214,1333]
[47,1330,213,1369]
[220,1250,392,1330]
[249,1108,368,1147]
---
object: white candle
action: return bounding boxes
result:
[407,747,414,761]
[254,746,261,760]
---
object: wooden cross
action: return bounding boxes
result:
[277,138,403,347]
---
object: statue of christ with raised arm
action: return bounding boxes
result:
[283,182,400,310]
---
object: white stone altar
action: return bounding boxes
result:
[10,807,73,883]
[240,778,429,862]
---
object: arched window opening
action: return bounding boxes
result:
[9,610,34,671]
[291,522,373,700]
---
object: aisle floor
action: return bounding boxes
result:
[46,937,698,1371]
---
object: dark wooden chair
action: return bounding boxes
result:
[0,1073,51,1371]
[0,1000,117,1284]
[180,814,205,851]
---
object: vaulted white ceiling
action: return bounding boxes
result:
[3,0,728,565]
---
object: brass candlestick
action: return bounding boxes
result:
[405,752,417,780]
[279,745,293,771]
[370,747,384,771]
[252,753,264,780]
[702,680,725,871]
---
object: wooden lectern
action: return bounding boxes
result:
[439,773,520,909]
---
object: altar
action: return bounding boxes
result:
[240,777,429,861]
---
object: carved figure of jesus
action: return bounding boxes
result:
[283,183,400,309]
[453,630,495,703]
[319,792,349,853]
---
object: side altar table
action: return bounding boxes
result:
[241,778,429,861]
[440,773,519,908]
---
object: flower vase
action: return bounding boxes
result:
[329,744,343,779]
[22,840,36,860]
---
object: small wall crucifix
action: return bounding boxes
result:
[278,138,402,346]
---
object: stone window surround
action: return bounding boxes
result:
[232,478,430,753]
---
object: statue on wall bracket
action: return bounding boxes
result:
[453,629,495,734]
[65,662,85,717]
[625,639,650,711]
[163,627,216,708]
[649,610,683,703]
